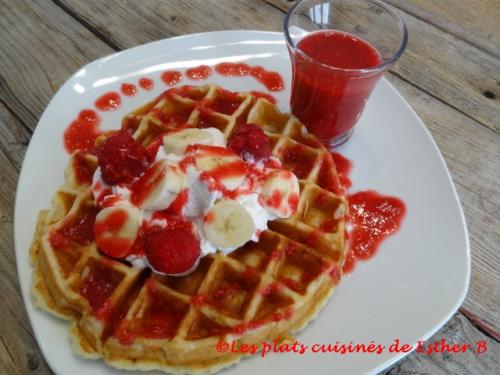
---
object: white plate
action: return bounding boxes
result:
[15,31,469,375]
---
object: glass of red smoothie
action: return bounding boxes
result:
[285,0,407,147]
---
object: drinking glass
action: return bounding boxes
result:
[285,0,407,147]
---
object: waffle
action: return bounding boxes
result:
[30,84,347,373]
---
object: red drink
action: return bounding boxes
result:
[289,30,383,143]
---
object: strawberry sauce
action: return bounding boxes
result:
[209,90,242,115]
[62,63,282,154]
[161,70,183,86]
[72,152,94,185]
[79,262,122,313]
[94,208,135,258]
[166,188,189,215]
[139,77,154,90]
[250,91,277,104]
[115,281,188,343]
[186,65,213,81]
[63,109,102,153]
[331,152,352,190]
[331,153,407,273]
[344,191,406,273]
[95,91,121,111]
[215,62,284,91]
[121,83,137,97]
[130,162,166,206]
[49,208,98,250]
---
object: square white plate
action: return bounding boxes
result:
[15,31,469,375]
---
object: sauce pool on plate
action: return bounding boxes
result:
[329,152,407,273]
[95,91,121,111]
[139,77,154,90]
[121,83,137,97]
[63,109,102,153]
[161,71,183,86]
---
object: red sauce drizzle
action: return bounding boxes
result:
[95,91,121,111]
[99,193,122,208]
[152,106,192,127]
[317,155,344,195]
[139,77,154,90]
[282,144,310,179]
[288,193,299,211]
[186,65,213,81]
[145,136,164,162]
[205,160,248,181]
[207,283,243,309]
[79,262,121,313]
[331,152,352,190]
[121,83,137,97]
[63,109,102,153]
[137,300,184,339]
[130,162,166,206]
[323,152,407,273]
[232,305,294,335]
[265,190,282,209]
[49,208,98,250]
[249,66,284,91]
[116,281,187,342]
[209,90,242,115]
[344,191,406,273]
[260,281,285,296]
[72,152,94,185]
[250,91,277,104]
[161,71,183,86]
[94,208,135,258]
[166,188,189,215]
[232,320,266,335]
[215,62,284,91]
[215,62,251,76]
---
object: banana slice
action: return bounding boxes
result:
[195,149,247,190]
[259,170,300,218]
[94,204,141,258]
[203,200,255,251]
[163,128,225,155]
[136,160,186,211]
[195,153,238,171]
[202,127,226,147]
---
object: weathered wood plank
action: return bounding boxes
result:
[381,313,500,375]
[0,102,51,374]
[0,0,115,372]
[0,0,113,129]
[386,0,500,58]
[54,0,283,49]
[266,0,500,133]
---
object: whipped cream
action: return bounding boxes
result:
[92,127,300,275]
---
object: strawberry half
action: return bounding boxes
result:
[145,226,201,275]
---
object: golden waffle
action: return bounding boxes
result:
[30,84,347,373]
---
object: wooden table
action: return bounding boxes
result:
[0,0,498,373]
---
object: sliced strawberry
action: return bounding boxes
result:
[97,131,150,185]
[145,226,201,275]
[228,123,271,161]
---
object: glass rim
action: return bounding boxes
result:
[284,0,408,74]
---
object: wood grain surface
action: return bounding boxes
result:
[386,0,500,57]
[0,0,498,374]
